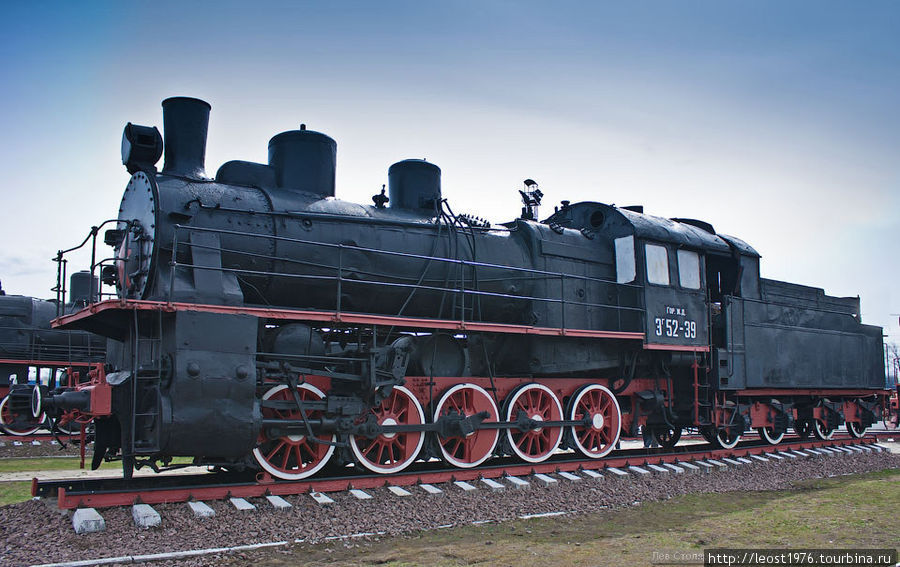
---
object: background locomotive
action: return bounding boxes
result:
[0,273,105,435]
[27,97,887,479]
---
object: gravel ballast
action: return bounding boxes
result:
[0,450,897,567]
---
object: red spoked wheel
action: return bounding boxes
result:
[569,384,621,458]
[434,383,499,468]
[252,383,336,480]
[505,383,564,463]
[351,385,426,474]
[0,395,45,436]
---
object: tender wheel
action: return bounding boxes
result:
[569,385,621,458]
[0,396,45,436]
[651,426,682,450]
[757,426,784,445]
[699,426,716,444]
[252,383,336,480]
[713,428,741,449]
[813,419,835,440]
[433,384,499,468]
[505,383,564,463]
[351,385,426,474]
[846,421,866,438]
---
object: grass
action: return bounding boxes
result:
[0,455,195,474]
[0,482,33,506]
[216,468,900,567]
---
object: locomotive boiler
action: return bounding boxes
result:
[29,97,887,479]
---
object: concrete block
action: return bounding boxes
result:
[534,473,558,486]
[695,460,716,469]
[647,464,669,474]
[419,484,443,495]
[480,478,505,490]
[678,462,700,471]
[187,501,215,518]
[388,486,412,497]
[229,497,256,511]
[349,489,373,500]
[266,495,292,509]
[628,465,651,475]
[721,458,742,466]
[72,508,105,534]
[31,440,41,446]
[310,492,335,505]
[750,454,769,462]
[662,463,684,473]
[736,457,753,464]
[505,475,530,488]
[557,471,582,481]
[132,504,161,528]
[605,467,629,476]
[581,469,603,479]
[454,480,477,491]
[706,459,727,468]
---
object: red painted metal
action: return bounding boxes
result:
[643,344,710,353]
[52,299,646,341]
[45,435,881,510]
[734,388,892,397]
[0,358,98,367]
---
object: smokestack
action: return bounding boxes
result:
[161,97,211,178]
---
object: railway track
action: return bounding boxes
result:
[33,434,885,510]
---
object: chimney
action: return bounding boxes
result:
[161,97,211,178]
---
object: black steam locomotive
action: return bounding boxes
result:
[0,273,105,435]
[27,97,887,479]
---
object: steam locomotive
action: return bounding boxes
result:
[0,273,105,435]
[22,97,887,479]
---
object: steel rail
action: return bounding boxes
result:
[33,435,883,510]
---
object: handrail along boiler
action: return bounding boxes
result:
[26,97,888,479]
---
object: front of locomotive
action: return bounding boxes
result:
[112,97,211,303]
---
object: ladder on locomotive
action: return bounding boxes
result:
[129,310,163,454]
[694,360,714,427]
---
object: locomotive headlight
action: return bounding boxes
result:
[121,122,163,174]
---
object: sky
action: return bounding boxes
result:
[0,1,898,347]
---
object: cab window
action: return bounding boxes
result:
[677,250,701,289]
[645,244,669,285]
[615,236,636,283]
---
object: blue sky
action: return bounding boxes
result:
[1,1,898,342]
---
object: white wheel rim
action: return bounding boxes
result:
[759,427,784,445]
[505,383,564,463]
[717,429,740,449]
[814,419,834,440]
[252,383,336,480]
[0,396,45,436]
[569,384,621,459]
[847,422,865,438]
[350,385,426,474]
[433,383,499,468]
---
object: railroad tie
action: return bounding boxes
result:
[132,504,161,528]
[187,501,216,518]
[72,508,105,534]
